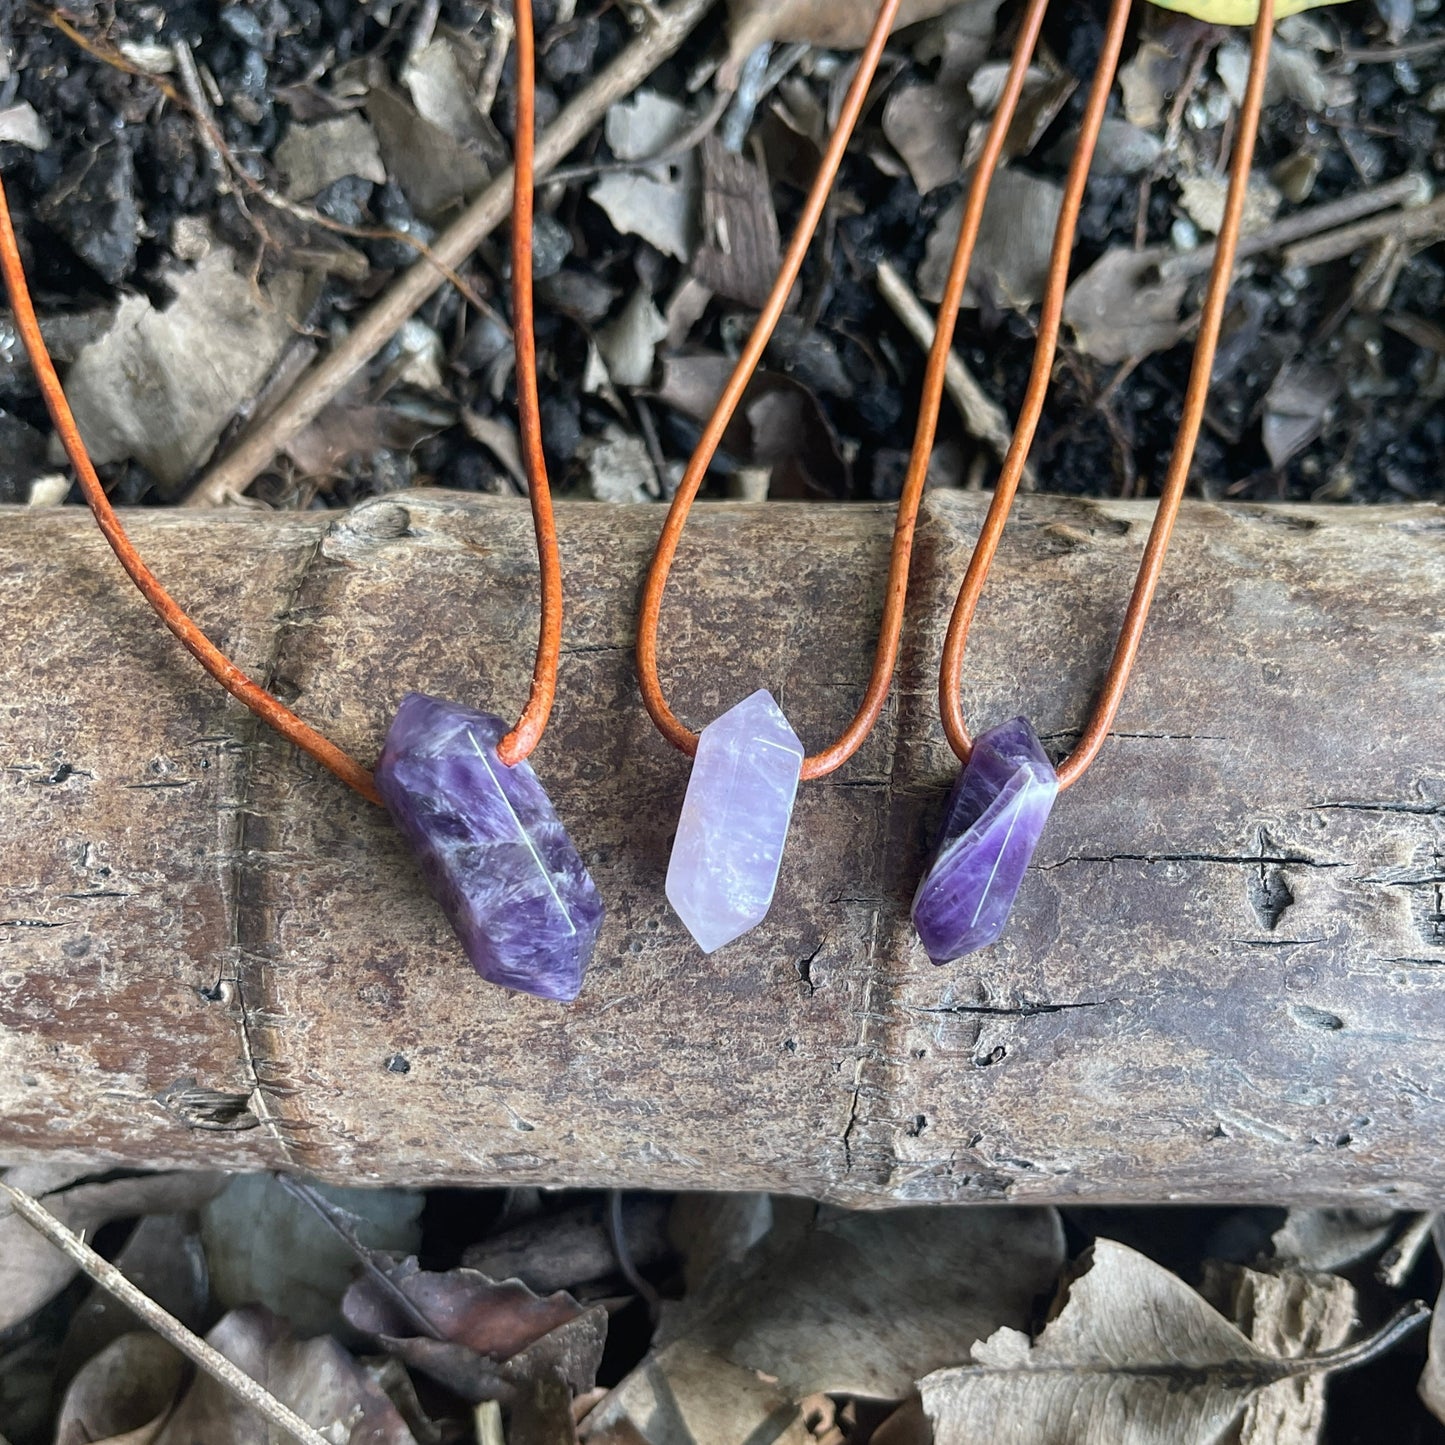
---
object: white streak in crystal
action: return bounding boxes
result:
[472,729,576,937]
[666,689,804,953]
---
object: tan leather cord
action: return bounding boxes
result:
[0,0,561,796]
[939,0,1276,791]
[0,174,384,805]
[636,0,1032,782]
[497,0,563,767]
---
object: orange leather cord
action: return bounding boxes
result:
[637,0,1004,783]
[496,0,563,767]
[0,0,561,794]
[939,0,1275,791]
[0,173,383,806]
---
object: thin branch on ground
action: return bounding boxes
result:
[875,260,1021,475]
[0,1180,333,1445]
[184,0,720,507]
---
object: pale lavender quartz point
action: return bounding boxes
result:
[666,689,804,953]
[911,716,1058,964]
[375,692,603,1002]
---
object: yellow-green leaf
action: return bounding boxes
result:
[1148,0,1348,23]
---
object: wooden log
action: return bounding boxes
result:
[0,491,1441,1206]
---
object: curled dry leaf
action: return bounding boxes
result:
[54,1333,185,1445]
[921,1239,1417,1445]
[882,83,970,196]
[343,1258,603,1405]
[722,0,965,78]
[153,1306,417,1445]
[0,1170,223,1334]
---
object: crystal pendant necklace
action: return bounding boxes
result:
[635,0,921,954]
[0,0,603,1002]
[901,0,1276,963]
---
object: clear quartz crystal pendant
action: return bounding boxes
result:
[375,692,604,1002]
[911,716,1058,964]
[666,689,804,953]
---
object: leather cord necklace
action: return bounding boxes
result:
[905,0,1276,963]
[634,0,929,953]
[0,0,603,1002]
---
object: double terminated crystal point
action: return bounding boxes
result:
[911,716,1058,965]
[667,689,804,953]
[375,693,604,1002]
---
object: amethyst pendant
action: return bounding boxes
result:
[375,693,604,1002]
[911,717,1057,965]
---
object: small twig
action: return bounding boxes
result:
[874,260,1020,475]
[476,7,515,118]
[406,0,442,62]
[1377,1211,1436,1290]
[1162,171,1433,280]
[1282,191,1445,270]
[185,0,720,507]
[171,38,228,186]
[0,1180,332,1445]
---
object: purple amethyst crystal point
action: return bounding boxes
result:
[911,716,1058,965]
[375,693,604,1002]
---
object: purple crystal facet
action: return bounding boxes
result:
[911,716,1058,965]
[375,692,604,1002]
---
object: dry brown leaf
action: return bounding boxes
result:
[462,1196,672,1294]
[652,353,850,497]
[366,83,491,219]
[882,84,970,196]
[153,1306,417,1445]
[921,1239,1405,1445]
[919,168,1063,310]
[62,247,309,493]
[723,0,965,78]
[54,1334,184,1445]
[598,288,669,389]
[274,114,386,199]
[1260,365,1343,471]
[0,1171,223,1333]
[201,1174,424,1339]
[585,1206,1063,1444]
[1063,246,1189,363]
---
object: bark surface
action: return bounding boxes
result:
[1,492,1441,1205]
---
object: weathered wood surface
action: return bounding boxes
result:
[0,491,1442,1206]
